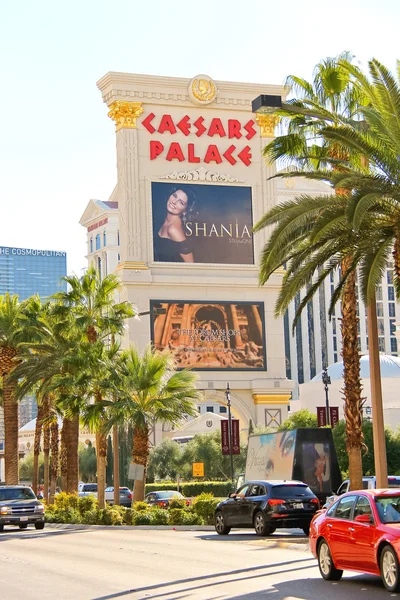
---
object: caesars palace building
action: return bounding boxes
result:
[80,71,309,437]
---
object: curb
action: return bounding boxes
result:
[44,523,215,531]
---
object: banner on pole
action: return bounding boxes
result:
[317,407,327,427]
[330,407,339,428]
[221,419,240,455]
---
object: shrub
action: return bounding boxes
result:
[168,508,203,526]
[81,509,101,525]
[133,501,149,512]
[50,507,82,524]
[123,508,135,525]
[54,492,79,511]
[78,495,98,514]
[145,481,233,497]
[192,493,219,525]
[150,508,169,525]
[99,508,124,526]
[168,497,186,509]
[134,510,152,525]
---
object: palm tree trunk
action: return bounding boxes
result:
[49,420,59,504]
[3,379,19,484]
[96,432,107,508]
[113,424,120,506]
[60,417,68,491]
[66,415,80,493]
[32,401,44,494]
[367,296,388,487]
[341,256,364,491]
[132,426,149,502]
[43,424,50,503]
[393,234,400,294]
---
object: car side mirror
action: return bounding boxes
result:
[355,514,372,524]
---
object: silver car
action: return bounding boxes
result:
[0,486,45,531]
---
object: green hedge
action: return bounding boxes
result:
[145,481,233,497]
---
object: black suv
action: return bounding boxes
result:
[214,480,319,536]
[0,486,45,531]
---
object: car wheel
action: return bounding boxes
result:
[303,525,310,536]
[380,545,400,592]
[19,524,28,529]
[35,522,45,530]
[214,511,231,535]
[254,511,273,536]
[318,539,343,581]
[0,524,4,532]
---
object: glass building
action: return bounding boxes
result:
[0,246,67,301]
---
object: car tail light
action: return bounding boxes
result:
[128,493,132,499]
[158,501,168,507]
[310,498,319,506]
[269,499,285,505]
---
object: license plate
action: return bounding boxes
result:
[19,517,28,521]
[293,503,304,509]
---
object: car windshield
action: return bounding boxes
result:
[157,492,181,499]
[0,488,36,501]
[270,485,314,498]
[375,496,400,523]
[83,485,97,492]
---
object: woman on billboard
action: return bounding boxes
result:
[154,187,196,262]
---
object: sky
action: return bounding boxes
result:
[1,0,399,277]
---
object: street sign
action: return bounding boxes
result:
[221,419,240,455]
[192,462,204,477]
[128,462,145,480]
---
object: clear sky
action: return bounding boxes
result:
[2,0,399,276]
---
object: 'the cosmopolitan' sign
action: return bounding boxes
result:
[0,247,66,257]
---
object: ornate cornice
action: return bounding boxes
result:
[107,101,144,131]
[160,166,244,183]
[115,261,148,271]
[253,394,291,405]
[255,114,280,138]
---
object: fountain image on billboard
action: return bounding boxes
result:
[150,300,266,371]
[151,182,254,265]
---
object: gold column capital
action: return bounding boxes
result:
[107,101,144,132]
[255,114,280,138]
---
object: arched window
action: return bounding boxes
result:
[95,234,101,250]
[103,231,106,247]
[90,238,93,253]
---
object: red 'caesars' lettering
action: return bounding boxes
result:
[193,117,207,137]
[228,119,242,139]
[223,145,237,165]
[237,146,252,166]
[158,114,177,135]
[166,142,185,162]
[142,113,156,134]
[177,116,191,136]
[244,120,256,140]
[150,140,164,160]
[208,118,226,138]
[204,145,223,164]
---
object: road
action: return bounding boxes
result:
[0,525,396,600]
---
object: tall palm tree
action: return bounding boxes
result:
[255,53,368,490]
[108,346,201,502]
[53,267,135,506]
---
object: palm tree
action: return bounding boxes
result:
[0,293,35,483]
[254,53,368,490]
[53,266,135,506]
[109,346,201,502]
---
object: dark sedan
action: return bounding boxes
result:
[145,491,189,508]
[214,480,319,536]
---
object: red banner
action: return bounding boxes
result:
[221,419,240,455]
[330,407,339,428]
[317,407,327,427]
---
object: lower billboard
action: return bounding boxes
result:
[150,300,266,371]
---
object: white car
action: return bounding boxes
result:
[105,487,132,507]
[78,483,98,498]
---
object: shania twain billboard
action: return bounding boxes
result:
[150,300,266,371]
[151,182,254,264]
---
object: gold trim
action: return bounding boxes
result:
[116,261,149,271]
[107,101,144,131]
[253,394,291,405]
[255,114,279,138]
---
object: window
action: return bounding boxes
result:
[95,234,101,250]
[90,238,93,253]
[117,231,120,246]
[206,406,214,413]
[334,495,356,519]
[389,303,396,317]
[97,257,102,279]
[247,484,265,497]
[388,287,395,301]
[354,495,372,519]
[391,338,398,353]
[103,231,107,247]
[219,406,227,414]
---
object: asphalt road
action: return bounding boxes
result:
[0,525,397,600]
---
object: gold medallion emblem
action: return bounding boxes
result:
[189,75,217,105]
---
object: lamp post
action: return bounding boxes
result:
[225,383,235,486]
[321,366,331,426]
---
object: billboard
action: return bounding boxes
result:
[245,431,297,481]
[151,182,254,265]
[150,300,266,371]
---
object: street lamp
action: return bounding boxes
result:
[252,94,313,116]
[225,383,235,486]
[321,366,331,426]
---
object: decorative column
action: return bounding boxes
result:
[107,101,147,270]
[252,393,291,428]
[256,114,280,214]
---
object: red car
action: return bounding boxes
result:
[310,489,400,592]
